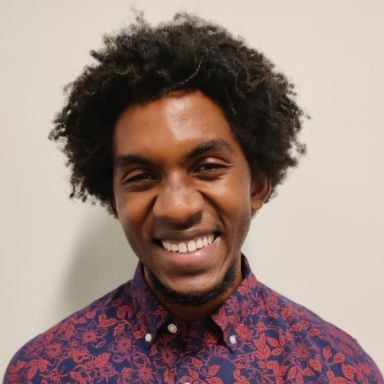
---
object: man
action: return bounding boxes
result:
[4,13,383,384]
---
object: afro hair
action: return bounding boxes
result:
[50,13,306,209]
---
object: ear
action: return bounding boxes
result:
[250,174,272,214]
[109,198,118,218]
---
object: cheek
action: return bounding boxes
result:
[117,214,150,259]
[220,174,253,211]
[210,181,252,232]
[115,186,150,221]
[115,194,148,242]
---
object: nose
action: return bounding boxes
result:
[152,174,204,227]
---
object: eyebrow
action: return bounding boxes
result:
[114,154,155,168]
[186,139,235,159]
[114,139,235,168]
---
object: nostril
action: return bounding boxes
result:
[152,211,203,232]
[152,188,204,224]
[171,212,203,229]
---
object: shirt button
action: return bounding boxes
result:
[167,323,178,334]
[229,335,237,345]
[144,333,152,342]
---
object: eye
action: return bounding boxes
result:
[193,161,229,179]
[121,170,158,190]
[126,172,156,182]
[195,163,223,172]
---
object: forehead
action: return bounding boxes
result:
[113,91,243,159]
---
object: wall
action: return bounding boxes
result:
[1,0,383,376]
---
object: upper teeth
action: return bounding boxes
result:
[162,234,215,253]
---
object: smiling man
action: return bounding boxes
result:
[4,14,383,384]
[112,91,269,325]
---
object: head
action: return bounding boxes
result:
[50,13,305,309]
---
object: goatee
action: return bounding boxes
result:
[146,260,238,306]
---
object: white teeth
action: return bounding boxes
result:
[187,240,197,252]
[179,242,187,253]
[161,234,216,253]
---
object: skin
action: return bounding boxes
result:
[112,90,271,322]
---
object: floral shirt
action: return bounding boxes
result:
[4,257,383,384]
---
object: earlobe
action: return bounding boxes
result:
[109,198,118,218]
[250,175,272,214]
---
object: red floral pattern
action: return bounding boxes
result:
[4,257,383,383]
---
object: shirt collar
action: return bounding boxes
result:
[211,256,262,351]
[129,255,262,350]
[130,264,171,337]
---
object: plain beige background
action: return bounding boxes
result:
[1,0,383,377]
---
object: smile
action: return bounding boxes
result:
[161,234,215,253]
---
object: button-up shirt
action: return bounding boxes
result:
[4,257,383,383]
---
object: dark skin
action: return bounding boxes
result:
[112,91,271,322]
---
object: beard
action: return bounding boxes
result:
[146,260,239,307]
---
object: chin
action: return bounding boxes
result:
[146,262,238,307]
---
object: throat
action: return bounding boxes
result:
[165,301,222,324]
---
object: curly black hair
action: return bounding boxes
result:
[50,13,306,209]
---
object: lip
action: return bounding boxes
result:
[152,228,219,243]
[155,236,221,273]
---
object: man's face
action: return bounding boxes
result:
[113,91,269,305]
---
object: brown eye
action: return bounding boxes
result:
[125,173,156,182]
[193,162,229,180]
[121,171,158,190]
[196,163,223,172]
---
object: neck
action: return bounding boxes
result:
[164,296,226,324]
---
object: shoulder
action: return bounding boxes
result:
[253,281,384,383]
[3,280,133,384]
